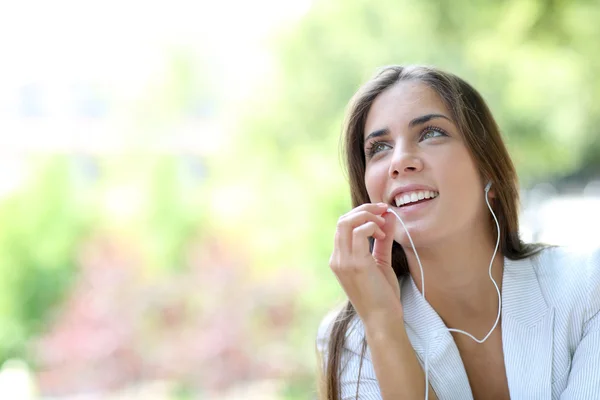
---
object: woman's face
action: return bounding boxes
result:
[363,81,488,247]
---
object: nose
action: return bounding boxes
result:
[388,146,424,178]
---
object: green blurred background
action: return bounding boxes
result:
[0,0,599,398]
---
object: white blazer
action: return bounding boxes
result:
[317,246,600,399]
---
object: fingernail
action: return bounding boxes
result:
[378,202,387,207]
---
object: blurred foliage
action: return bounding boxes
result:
[0,153,210,358]
[227,0,600,286]
[218,0,600,397]
[0,158,87,363]
[2,0,600,399]
[270,0,600,183]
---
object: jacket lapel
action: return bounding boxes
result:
[502,256,554,399]
[402,276,474,400]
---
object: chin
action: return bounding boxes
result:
[394,228,435,249]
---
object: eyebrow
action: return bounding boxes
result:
[364,113,452,143]
[409,113,451,128]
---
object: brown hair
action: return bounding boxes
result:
[318,65,544,399]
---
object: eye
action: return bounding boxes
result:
[365,141,392,158]
[420,126,448,141]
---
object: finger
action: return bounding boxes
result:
[340,202,388,219]
[337,210,386,255]
[339,210,386,229]
[372,212,400,297]
[372,211,397,267]
[352,221,385,256]
[333,226,349,263]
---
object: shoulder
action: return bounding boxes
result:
[532,245,600,318]
[316,304,367,360]
[532,245,600,284]
[316,306,339,356]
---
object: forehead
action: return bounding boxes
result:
[364,81,450,137]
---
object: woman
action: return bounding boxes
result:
[317,65,600,399]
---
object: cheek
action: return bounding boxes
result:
[364,164,387,203]
[435,151,482,207]
[434,145,479,184]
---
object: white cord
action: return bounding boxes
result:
[385,187,501,399]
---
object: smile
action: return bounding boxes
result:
[394,190,439,207]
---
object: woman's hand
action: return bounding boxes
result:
[329,203,402,324]
[330,203,437,399]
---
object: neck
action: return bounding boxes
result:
[404,230,503,336]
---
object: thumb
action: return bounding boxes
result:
[372,210,396,268]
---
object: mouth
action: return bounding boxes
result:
[392,190,439,208]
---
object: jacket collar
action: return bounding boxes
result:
[400,254,554,398]
[501,255,554,398]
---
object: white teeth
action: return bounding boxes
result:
[394,190,439,207]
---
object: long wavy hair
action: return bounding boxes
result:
[318,65,544,399]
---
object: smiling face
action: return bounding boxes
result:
[364,80,489,247]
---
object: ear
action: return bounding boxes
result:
[485,180,496,199]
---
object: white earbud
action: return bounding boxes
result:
[485,181,492,193]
